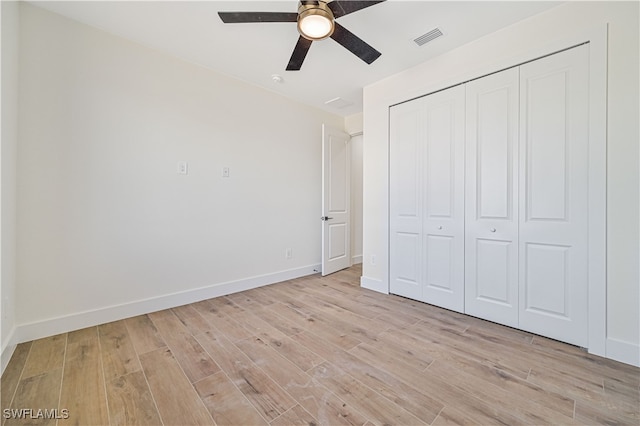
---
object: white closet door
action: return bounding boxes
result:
[390,100,424,301]
[390,85,465,312]
[465,68,520,327]
[518,45,589,346]
[421,86,465,312]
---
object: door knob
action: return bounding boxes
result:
[321,216,333,221]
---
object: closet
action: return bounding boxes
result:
[389,45,589,347]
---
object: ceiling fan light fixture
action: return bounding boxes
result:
[297,1,334,41]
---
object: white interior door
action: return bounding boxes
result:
[465,67,520,327]
[389,85,465,312]
[518,45,589,346]
[321,124,351,276]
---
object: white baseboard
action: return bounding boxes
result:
[351,255,363,264]
[360,276,388,294]
[1,328,17,376]
[606,337,640,367]
[11,264,320,348]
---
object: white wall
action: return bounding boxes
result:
[363,1,639,366]
[14,3,343,343]
[345,113,364,264]
[1,0,20,372]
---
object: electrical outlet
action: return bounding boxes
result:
[370,255,377,266]
[222,167,230,178]
[285,248,292,259]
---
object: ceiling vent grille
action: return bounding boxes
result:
[414,28,443,46]
[324,97,353,109]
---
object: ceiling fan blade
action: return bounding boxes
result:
[330,22,381,65]
[287,36,313,71]
[327,1,386,19]
[218,11,298,23]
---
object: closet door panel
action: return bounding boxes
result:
[519,45,589,347]
[422,85,465,312]
[465,68,519,326]
[390,101,423,300]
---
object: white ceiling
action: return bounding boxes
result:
[31,0,562,116]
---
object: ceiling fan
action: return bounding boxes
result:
[218,1,386,71]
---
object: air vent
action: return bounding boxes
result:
[414,28,443,46]
[324,97,353,109]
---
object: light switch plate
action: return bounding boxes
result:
[178,161,188,175]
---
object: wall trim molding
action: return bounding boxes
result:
[1,329,17,376]
[360,276,387,294]
[10,264,320,349]
[351,255,363,265]
[606,337,640,367]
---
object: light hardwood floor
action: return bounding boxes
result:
[2,265,639,425]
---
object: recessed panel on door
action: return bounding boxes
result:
[465,68,519,327]
[394,232,421,299]
[519,45,589,346]
[475,239,513,304]
[329,135,348,214]
[425,103,454,218]
[328,223,348,261]
[524,243,570,317]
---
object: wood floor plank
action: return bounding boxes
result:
[270,405,318,426]
[124,314,167,355]
[58,329,109,425]
[1,342,32,412]
[148,309,220,383]
[292,331,443,424]
[286,280,381,320]
[191,300,254,342]
[372,329,439,368]
[308,362,427,426]
[5,368,62,426]
[421,368,529,426]
[224,289,267,311]
[432,406,481,426]
[436,349,575,418]
[406,320,531,379]
[292,293,390,344]
[267,302,362,351]
[98,320,141,380]
[428,358,576,424]
[139,347,213,425]
[231,311,325,372]
[233,335,369,426]
[172,304,213,335]
[105,371,162,426]
[574,397,640,425]
[194,371,268,426]
[603,376,640,405]
[20,334,66,379]
[195,330,296,422]
[352,338,433,373]
[251,306,305,337]
[531,335,640,387]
